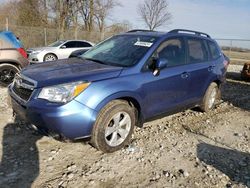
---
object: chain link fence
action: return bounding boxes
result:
[1,23,250,65]
[0,24,116,48]
[216,39,250,65]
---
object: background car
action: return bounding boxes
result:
[0,31,29,86]
[27,40,94,63]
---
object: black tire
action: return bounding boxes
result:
[0,63,20,87]
[200,82,219,112]
[43,53,57,62]
[91,100,136,153]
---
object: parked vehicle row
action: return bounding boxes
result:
[8,29,229,152]
[0,31,95,86]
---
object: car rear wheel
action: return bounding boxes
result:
[200,82,219,112]
[44,53,57,62]
[0,63,19,87]
[91,100,136,153]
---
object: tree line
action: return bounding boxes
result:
[0,0,171,38]
[1,0,130,38]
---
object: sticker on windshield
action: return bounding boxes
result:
[134,41,153,47]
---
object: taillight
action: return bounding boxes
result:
[223,60,229,69]
[18,48,28,59]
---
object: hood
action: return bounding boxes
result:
[27,46,56,52]
[21,58,123,88]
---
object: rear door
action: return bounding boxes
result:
[185,37,216,103]
[141,37,191,118]
[75,41,92,50]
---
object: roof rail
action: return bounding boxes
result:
[169,29,211,38]
[127,29,155,33]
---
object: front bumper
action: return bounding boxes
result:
[8,86,97,139]
[28,53,43,63]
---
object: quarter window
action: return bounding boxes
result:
[187,39,208,63]
[76,41,92,48]
[208,41,221,60]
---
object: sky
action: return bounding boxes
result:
[111,0,250,40]
[0,0,249,41]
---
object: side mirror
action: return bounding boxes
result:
[153,58,168,76]
[60,45,66,49]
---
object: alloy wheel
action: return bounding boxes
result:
[105,111,132,147]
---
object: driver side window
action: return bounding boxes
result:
[153,38,186,68]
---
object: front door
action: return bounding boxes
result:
[141,37,191,119]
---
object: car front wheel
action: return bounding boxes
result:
[91,100,136,153]
[44,53,57,62]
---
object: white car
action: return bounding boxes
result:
[27,40,94,63]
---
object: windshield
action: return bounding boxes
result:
[82,35,158,67]
[48,40,65,47]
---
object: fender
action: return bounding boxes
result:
[94,91,143,113]
[92,91,145,127]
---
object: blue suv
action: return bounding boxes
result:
[8,29,228,152]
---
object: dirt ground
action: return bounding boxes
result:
[0,65,249,188]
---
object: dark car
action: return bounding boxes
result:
[8,29,228,152]
[0,31,29,86]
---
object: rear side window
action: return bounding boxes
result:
[208,41,221,60]
[187,38,208,63]
[156,38,186,67]
[64,41,77,48]
[76,41,92,48]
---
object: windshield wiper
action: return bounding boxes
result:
[84,57,127,67]
[84,58,107,65]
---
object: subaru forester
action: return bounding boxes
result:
[8,29,228,152]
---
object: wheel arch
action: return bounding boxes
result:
[0,61,21,71]
[94,92,144,127]
[0,60,21,70]
[213,79,222,87]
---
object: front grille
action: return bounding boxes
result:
[12,74,36,101]
[13,82,33,101]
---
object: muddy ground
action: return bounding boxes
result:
[0,65,249,188]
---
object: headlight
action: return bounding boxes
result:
[32,50,43,54]
[38,81,90,103]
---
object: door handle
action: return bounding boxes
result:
[208,65,215,72]
[181,72,189,79]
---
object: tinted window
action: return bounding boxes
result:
[187,38,208,63]
[76,41,92,48]
[64,41,77,48]
[156,38,186,67]
[208,41,221,59]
